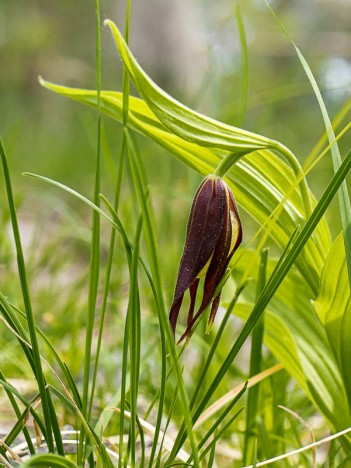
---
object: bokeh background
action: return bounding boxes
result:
[0,0,351,432]
[1,0,350,189]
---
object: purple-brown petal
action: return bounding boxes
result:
[178,181,242,341]
[187,278,200,329]
[171,176,225,306]
[169,295,184,336]
[169,176,242,340]
[198,181,233,313]
[208,293,221,329]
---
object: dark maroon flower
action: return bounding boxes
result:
[169,175,242,343]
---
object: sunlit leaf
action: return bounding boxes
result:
[105,20,275,156]
[38,80,331,294]
[313,233,351,396]
[233,249,351,431]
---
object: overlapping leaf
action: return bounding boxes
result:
[233,249,351,432]
[39,80,331,294]
[38,18,347,439]
[313,233,351,401]
[105,20,274,155]
[38,75,346,431]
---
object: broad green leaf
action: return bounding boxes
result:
[104,20,274,155]
[105,19,320,229]
[233,249,351,431]
[38,81,331,294]
[313,233,351,397]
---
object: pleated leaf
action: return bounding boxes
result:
[38,80,331,295]
[233,249,351,432]
[105,20,276,155]
[313,232,351,398]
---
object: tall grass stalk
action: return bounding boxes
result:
[128,214,143,467]
[235,2,248,126]
[124,129,200,466]
[81,0,101,417]
[265,0,351,285]
[80,0,102,464]
[0,139,62,454]
[243,249,268,464]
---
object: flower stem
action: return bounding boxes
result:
[214,142,313,220]
[214,151,244,178]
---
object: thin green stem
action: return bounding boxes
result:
[81,0,102,463]
[129,215,143,468]
[124,129,200,467]
[243,249,268,464]
[118,315,130,468]
[89,138,125,421]
[214,142,312,220]
[214,151,243,178]
[235,2,248,126]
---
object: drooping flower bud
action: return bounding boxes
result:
[169,175,242,343]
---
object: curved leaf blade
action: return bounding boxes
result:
[105,19,276,155]
[38,81,332,294]
[313,233,351,399]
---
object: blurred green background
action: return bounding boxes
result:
[0,2,351,449]
[1,0,350,190]
[0,0,350,406]
[1,0,350,322]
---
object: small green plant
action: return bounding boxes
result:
[1,2,351,467]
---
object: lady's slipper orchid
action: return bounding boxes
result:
[169,175,242,343]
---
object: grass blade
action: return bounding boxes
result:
[265,0,351,286]
[235,2,248,126]
[90,136,125,439]
[118,317,130,468]
[243,249,268,464]
[124,128,200,465]
[188,383,247,465]
[128,215,143,467]
[82,0,102,428]
[5,404,41,453]
[195,365,283,428]
[190,281,248,408]
[7,300,83,410]
[0,138,59,453]
[199,407,244,463]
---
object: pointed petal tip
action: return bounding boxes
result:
[169,296,184,338]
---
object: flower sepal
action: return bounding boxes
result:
[169,175,242,343]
